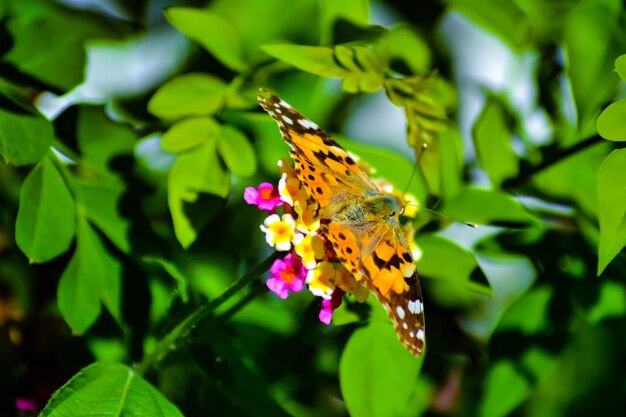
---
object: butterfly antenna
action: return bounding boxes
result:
[401,143,428,197]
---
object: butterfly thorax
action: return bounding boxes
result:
[333,194,403,224]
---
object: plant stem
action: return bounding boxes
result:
[503,135,604,188]
[135,252,278,376]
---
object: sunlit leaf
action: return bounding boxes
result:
[168,138,229,248]
[340,320,423,417]
[319,0,369,43]
[217,125,257,177]
[148,73,228,119]
[165,7,246,71]
[261,44,348,78]
[597,99,626,141]
[0,109,54,166]
[15,156,75,263]
[597,149,626,275]
[40,363,184,417]
[161,117,220,154]
[377,24,431,73]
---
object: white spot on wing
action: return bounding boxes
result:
[396,306,405,320]
[282,115,293,125]
[409,331,415,338]
[279,99,292,109]
[416,329,425,341]
[408,299,422,315]
[297,118,318,130]
[275,108,282,114]
[404,264,416,277]
[402,322,408,330]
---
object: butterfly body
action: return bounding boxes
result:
[258,89,425,356]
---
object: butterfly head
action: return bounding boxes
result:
[363,194,404,222]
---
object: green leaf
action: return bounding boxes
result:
[597,99,626,141]
[340,321,423,417]
[5,1,125,90]
[588,280,626,323]
[57,246,101,335]
[616,54,626,81]
[416,234,491,295]
[161,117,220,154]
[565,0,623,126]
[168,138,229,248]
[443,188,537,227]
[497,286,552,334]
[74,180,130,253]
[377,24,431,73]
[217,125,257,177]
[597,149,626,275]
[473,100,519,186]
[76,106,136,182]
[40,362,184,417]
[15,156,75,263]
[479,349,555,417]
[480,360,530,417]
[447,0,529,47]
[261,44,348,78]
[148,73,228,119]
[58,216,122,334]
[319,0,370,43]
[165,7,245,71]
[0,109,54,166]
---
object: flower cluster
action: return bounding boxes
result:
[245,158,419,325]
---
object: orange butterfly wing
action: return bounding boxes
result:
[258,89,425,356]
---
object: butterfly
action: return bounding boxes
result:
[258,89,425,356]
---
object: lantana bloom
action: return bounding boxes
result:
[247,152,420,326]
[260,214,296,251]
[293,234,325,269]
[244,182,284,211]
[267,253,306,299]
[319,288,345,325]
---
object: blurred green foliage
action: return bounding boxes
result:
[0,0,626,417]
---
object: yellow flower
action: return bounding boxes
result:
[293,199,320,233]
[402,222,423,262]
[306,262,336,299]
[334,265,369,302]
[260,214,297,251]
[293,234,325,269]
[402,193,419,219]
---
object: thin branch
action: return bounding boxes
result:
[135,252,278,375]
[503,135,604,188]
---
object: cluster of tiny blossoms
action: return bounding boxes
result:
[244,159,370,324]
[245,159,421,325]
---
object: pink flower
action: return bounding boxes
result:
[15,398,37,413]
[244,182,284,211]
[267,253,306,299]
[319,288,345,325]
